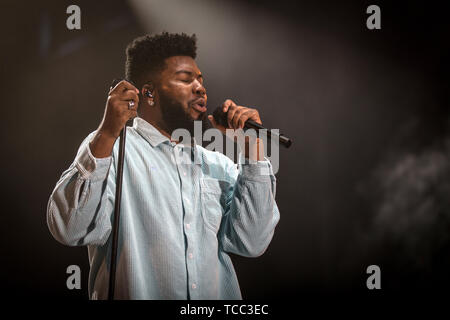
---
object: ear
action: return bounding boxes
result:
[141,83,156,106]
[142,82,155,95]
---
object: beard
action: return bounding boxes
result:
[158,91,211,142]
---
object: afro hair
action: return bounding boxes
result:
[125,32,197,89]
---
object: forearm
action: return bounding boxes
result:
[89,129,117,158]
[47,133,114,246]
[219,160,280,257]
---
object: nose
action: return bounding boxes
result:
[193,81,206,97]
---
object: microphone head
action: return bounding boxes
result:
[212,106,229,128]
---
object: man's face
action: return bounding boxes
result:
[155,56,208,136]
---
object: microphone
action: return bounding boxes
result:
[212,106,292,148]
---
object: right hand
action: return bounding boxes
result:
[98,80,139,139]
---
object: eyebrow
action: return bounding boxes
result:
[175,70,203,79]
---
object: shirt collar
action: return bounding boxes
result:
[133,117,169,147]
[133,117,199,149]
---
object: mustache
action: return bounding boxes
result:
[190,97,206,107]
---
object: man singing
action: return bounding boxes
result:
[47,32,280,299]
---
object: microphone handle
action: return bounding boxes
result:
[212,107,292,148]
[244,120,292,148]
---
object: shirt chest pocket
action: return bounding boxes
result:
[200,178,232,233]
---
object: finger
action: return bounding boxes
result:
[227,105,241,128]
[252,110,262,125]
[237,110,255,129]
[222,99,236,113]
[231,107,247,129]
[114,80,138,93]
[116,90,139,103]
[115,100,137,112]
[110,80,139,95]
[111,101,137,123]
[108,96,138,112]
[227,105,237,128]
[127,100,137,110]
[207,115,216,125]
[110,98,137,115]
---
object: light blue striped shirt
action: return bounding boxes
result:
[47,117,280,300]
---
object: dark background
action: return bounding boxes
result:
[0,0,448,300]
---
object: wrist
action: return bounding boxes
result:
[89,129,117,158]
[98,126,120,140]
[241,137,264,161]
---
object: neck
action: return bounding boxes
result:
[139,110,179,143]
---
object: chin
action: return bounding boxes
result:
[190,111,204,121]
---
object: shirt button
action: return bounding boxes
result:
[188,253,193,259]
[183,171,187,176]
[186,223,190,229]
[192,283,197,289]
[185,198,190,205]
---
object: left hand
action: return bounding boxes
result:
[208,99,264,161]
[207,99,262,133]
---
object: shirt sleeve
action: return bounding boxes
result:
[217,154,280,257]
[46,131,116,246]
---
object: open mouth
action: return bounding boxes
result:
[191,99,207,113]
